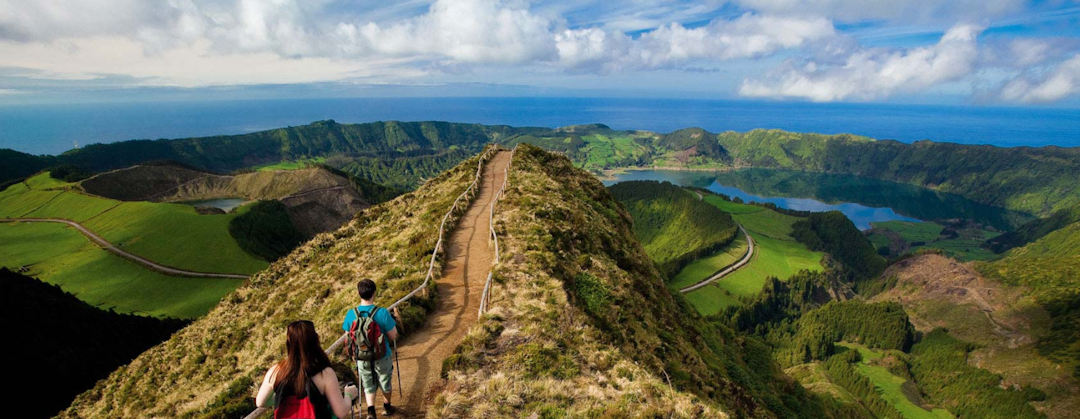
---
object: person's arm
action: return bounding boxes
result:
[316,367,358,418]
[255,365,278,408]
[381,308,399,341]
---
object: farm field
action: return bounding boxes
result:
[668,233,748,290]
[837,343,955,419]
[868,220,1002,261]
[0,221,241,318]
[683,194,824,315]
[0,173,268,275]
[581,134,650,169]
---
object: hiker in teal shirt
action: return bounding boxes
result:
[342,279,398,418]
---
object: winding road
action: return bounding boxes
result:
[679,225,756,293]
[0,218,250,279]
[678,189,757,293]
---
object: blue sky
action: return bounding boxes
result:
[1,0,1079,106]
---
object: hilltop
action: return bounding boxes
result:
[63,145,852,418]
[5,120,1080,216]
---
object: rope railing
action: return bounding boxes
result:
[243,145,500,419]
[477,145,516,316]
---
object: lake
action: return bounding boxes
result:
[602,169,1030,230]
[3,97,1080,155]
[181,198,246,212]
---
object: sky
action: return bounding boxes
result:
[1,0,1079,106]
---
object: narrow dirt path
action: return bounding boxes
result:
[0,218,249,279]
[390,151,512,417]
[679,225,756,293]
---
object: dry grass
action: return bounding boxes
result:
[61,148,498,418]
[427,145,731,418]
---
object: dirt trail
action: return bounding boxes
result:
[388,151,511,417]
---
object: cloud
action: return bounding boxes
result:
[349,0,558,64]
[996,54,1080,103]
[733,0,1025,23]
[739,23,983,102]
[555,14,837,72]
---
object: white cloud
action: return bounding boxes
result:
[996,54,1080,103]
[351,0,557,64]
[555,14,836,72]
[739,23,983,102]
[734,0,1025,23]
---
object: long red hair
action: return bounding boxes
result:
[274,320,331,396]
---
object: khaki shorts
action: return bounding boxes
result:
[357,355,393,394]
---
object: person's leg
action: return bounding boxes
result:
[357,361,378,415]
[376,355,395,414]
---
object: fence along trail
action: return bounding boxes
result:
[392,150,511,414]
[242,147,512,419]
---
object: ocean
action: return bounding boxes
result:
[1,97,1078,155]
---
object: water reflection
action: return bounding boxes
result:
[602,169,1030,230]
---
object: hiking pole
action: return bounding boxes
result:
[394,338,403,399]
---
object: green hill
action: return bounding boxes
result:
[2,268,187,418]
[609,180,738,278]
[63,145,863,419]
[5,121,1080,217]
[980,220,1080,379]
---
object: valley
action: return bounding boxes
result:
[2,121,1079,418]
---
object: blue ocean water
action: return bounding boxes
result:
[1,97,1078,155]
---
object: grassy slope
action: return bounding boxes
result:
[980,221,1080,382]
[0,173,268,275]
[0,222,240,318]
[683,195,824,315]
[610,181,737,278]
[434,145,834,418]
[868,221,1001,262]
[669,233,748,290]
[62,150,486,418]
[837,343,955,419]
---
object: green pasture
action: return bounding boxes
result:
[669,233,749,290]
[581,134,649,169]
[869,220,1003,261]
[0,222,241,318]
[683,195,824,315]
[0,173,267,275]
[253,157,326,171]
[836,343,955,419]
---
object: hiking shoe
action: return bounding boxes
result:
[366,406,377,419]
[383,403,397,416]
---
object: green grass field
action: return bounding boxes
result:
[669,233,748,290]
[683,195,825,315]
[868,220,1002,261]
[0,173,268,275]
[83,201,268,274]
[581,134,649,169]
[253,157,326,171]
[837,343,955,419]
[0,222,241,318]
[25,191,121,222]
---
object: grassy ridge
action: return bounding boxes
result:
[609,180,738,278]
[0,222,241,318]
[6,121,1078,218]
[980,220,1080,379]
[436,144,839,418]
[680,193,824,315]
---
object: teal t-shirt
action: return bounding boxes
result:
[342,304,396,359]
